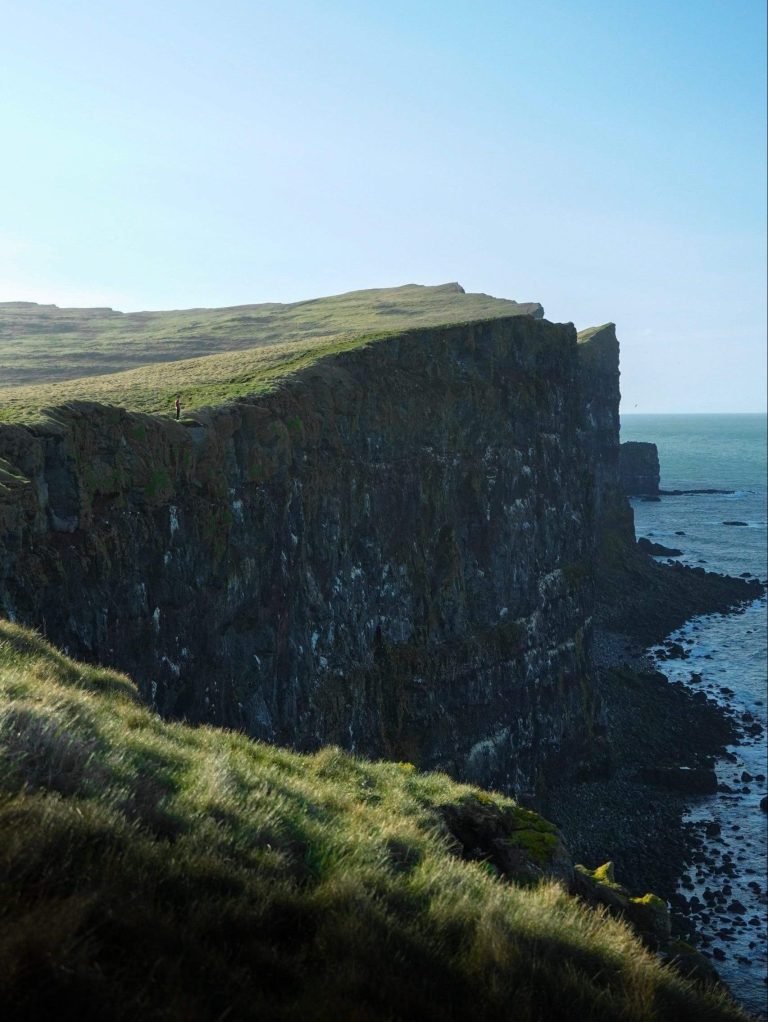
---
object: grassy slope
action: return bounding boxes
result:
[0,281,539,388]
[576,323,615,344]
[0,331,385,422]
[0,283,541,423]
[0,621,747,1021]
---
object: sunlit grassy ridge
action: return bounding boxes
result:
[0,331,382,422]
[0,281,544,423]
[0,621,747,1021]
[0,282,540,391]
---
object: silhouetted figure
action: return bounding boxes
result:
[175,395,181,420]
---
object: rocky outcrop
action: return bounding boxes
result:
[574,861,672,950]
[637,537,682,557]
[620,441,660,495]
[577,325,636,561]
[0,316,626,797]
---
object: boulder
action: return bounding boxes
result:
[573,862,671,950]
[637,537,683,557]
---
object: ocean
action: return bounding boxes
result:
[621,413,767,1018]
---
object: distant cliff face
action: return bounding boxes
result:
[577,324,635,543]
[0,317,628,795]
[620,441,660,496]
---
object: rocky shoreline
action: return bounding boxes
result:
[540,562,766,1008]
[597,547,764,647]
[543,560,764,892]
[541,632,740,904]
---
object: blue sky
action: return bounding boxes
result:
[1,0,765,411]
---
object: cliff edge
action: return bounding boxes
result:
[0,315,622,797]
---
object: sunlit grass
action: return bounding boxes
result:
[0,331,385,423]
[0,620,748,1020]
[0,282,539,390]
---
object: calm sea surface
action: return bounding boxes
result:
[621,414,767,1018]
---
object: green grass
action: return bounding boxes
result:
[0,620,748,1021]
[576,323,615,345]
[0,331,385,423]
[0,282,540,392]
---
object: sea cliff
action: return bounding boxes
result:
[1,301,764,1020]
[0,316,627,796]
[620,441,661,496]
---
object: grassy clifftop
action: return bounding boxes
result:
[0,281,540,387]
[0,283,542,424]
[0,620,747,1021]
[0,330,383,423]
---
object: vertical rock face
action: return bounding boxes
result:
[577,325,635,545]
[0,316,628,795]
[619,441,660,496]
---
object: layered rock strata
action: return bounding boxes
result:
[0,317,627,795]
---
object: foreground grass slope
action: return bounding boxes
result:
[0,281,540,391]
[0,621,747,1021]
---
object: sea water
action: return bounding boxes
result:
[621,413,767,1018]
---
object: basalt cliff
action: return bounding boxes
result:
[0,315,634,796]
[620,440,660,496]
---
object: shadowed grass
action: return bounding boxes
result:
[0,620,749,1021]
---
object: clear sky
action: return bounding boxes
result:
[1,0,765,412]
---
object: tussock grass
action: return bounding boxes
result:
[0,620,748,1021]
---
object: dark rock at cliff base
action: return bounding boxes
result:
[637,537,683,557]
[638,766,718,795]
[619,441,659,496]
[760,796,768,812]
[596,552,763,648]
[542,662,738,904]
[722,521,748,527]
[655,642,689,661]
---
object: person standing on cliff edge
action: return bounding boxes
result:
[175,395,181,420]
